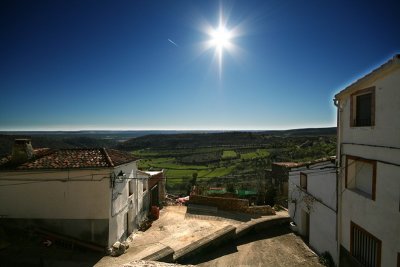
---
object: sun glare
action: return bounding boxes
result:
[198,5,244,80]
[210,25,232,50]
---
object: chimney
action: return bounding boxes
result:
[11,139,34,164]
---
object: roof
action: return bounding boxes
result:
[335,54,400,99]
[273,156,336,169]
[0,148,138,170]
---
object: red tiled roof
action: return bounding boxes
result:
[0,148,137,170]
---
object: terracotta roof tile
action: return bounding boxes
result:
[0,148,137,170]
[273,156,336,169]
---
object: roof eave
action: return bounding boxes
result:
[335,54,400,100]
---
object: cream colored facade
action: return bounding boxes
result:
[335,55,400,266]
[0,160,148,247]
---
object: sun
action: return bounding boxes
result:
[206,22,234,78]
[209,25,232,51]
[199,6,244,79]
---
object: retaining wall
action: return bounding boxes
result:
[189,195,275,215]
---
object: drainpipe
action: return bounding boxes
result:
[333,97,342,264]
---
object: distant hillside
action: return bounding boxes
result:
[118,127,337,151]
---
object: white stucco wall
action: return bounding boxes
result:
[0,160,146,247]
[288,161,338,264]
[108,161,140,246]
[340,154,400,267]
[0,169,111,219]
[337,65,400,266]
[339,68,400,148]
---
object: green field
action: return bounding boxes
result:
[132,133,336,194]
[240,149,270,160]
[134,146,271,191]
[222,150,237,159]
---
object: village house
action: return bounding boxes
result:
[287,157,338,265]
[0,139,149,249]
[334,54,400,267]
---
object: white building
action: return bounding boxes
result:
[334,54,400,267]
[0,139,149,249]
[287,158,338,265]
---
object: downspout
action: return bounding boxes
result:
[333,97,342,264]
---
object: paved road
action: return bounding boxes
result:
[179,225,323,267]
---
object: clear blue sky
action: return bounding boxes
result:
[1,0,399,131]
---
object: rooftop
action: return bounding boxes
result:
[273,156,336,169]
[0,148,138,170]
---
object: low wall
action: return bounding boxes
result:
[189,195,275,215]
[189,195,248,212]
[247,205,275,215]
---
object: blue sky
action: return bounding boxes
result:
[0,0,399,131]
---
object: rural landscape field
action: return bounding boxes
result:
[0,128,336,196]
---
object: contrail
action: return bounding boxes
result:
[168,39,178,47]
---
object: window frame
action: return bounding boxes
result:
[350,221,381,267]
[300,172,307,190]
[350,86,375,127]
[345,155,377,201]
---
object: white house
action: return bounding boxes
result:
[334,54,400,267]
[287,157,338,265]
[0,139,149,249]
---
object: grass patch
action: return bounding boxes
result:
[222,150,237,159]
[241,149,270,160]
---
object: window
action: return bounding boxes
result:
[350,222,381,267]
[129,180,133,196]
[300,172,307,190]
[350,87,375,127]
[345,156,377,200]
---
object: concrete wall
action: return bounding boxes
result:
[337,66,400,267]
[288,161,338,265]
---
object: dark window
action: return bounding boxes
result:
[350,87,375,127]
[300,172,307,190]
[356,93,372,126]
[351,222,381,267]
[129,180,133,196]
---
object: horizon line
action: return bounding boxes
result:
[0,126,336,132]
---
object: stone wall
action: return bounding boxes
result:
[246,205,275,215]
[189,195,275,215]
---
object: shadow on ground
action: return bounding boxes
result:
[0,225,104,267]
[178,224,291,265]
